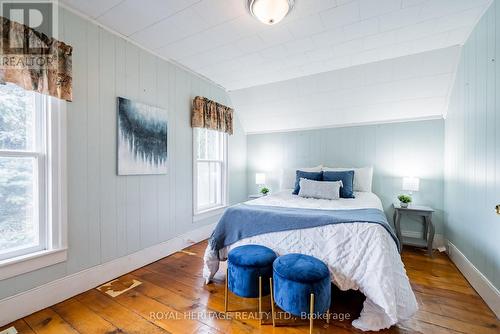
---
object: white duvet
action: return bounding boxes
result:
[203,191,418,331]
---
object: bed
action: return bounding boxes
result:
[203,190,418,331]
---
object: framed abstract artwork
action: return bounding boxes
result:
[117,97,168,175]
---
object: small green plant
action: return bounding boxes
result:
[260,187,270,195]
[398,194,412,204]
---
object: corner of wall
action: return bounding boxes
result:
[228,110,248,205]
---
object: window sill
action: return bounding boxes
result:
[0,248,67,280]
[193,206,227,222]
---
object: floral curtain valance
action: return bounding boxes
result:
[0,16,73,101]
[191,96,234,135]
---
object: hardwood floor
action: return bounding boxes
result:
[2,241,498,334]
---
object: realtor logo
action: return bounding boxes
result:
[1,0,56,54]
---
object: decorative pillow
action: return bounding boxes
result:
[323,170,355,198]
[293,170,323,195]
[323,166,373,192]
[281,165,323,190]
[298,178,342,200]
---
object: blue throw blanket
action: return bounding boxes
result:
[209,204,400,254]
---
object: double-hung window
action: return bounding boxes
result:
[193,128,227,215]
[0,83,66,279]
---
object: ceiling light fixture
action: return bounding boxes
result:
[248,0,295,25]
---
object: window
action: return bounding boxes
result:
[193,128,227,215]
[0,83,66,278]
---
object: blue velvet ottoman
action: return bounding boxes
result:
[271,254,331,333]
[225,245,277,319]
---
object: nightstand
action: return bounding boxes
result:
[248,194,264,199]
[393,203,435,256]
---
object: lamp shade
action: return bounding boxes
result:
[255,173,266,185]
[402,177,420,192]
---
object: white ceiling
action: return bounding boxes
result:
[230,46,460,133]
[61,0,492,91]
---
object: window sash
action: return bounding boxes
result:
[0,93,47,261]
[193,128,227,215]
[196,160,223,211]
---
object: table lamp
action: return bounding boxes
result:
[402,177,420,195]
[255,173,266,186]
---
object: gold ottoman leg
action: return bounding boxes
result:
[270,277,276,327]
[309,293,315,334]
[224,267,228,313]
[259,276,262,323]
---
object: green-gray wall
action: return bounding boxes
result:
[444,0,500,290]
[0,7,247,300]
[247,119,444,235]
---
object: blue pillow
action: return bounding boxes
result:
[323,170,355,198]
[293,171,323,195]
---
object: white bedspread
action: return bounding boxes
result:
[203,191,418,331]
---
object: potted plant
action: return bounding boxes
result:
[260,187,270,196]
[398,194,412,208]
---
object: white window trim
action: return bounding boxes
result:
[192,206,227,223]
[192,128,228,219]
[0,96,67,280]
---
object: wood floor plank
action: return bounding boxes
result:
[23,309,78,334]
[6,239,500,334]
[401,249,454,266]
[436,304,499,327]
[413,310,499,334]
[411,282,487,305]
[51,299,119,334]
[397,318,462,334]
[415,291,496,317]
[110,282,212,334]
[406,266,473,286]
[76,289,168,334]
[407,273,477,295]
[0,320,36,334]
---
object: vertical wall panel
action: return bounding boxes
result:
[86,23,103,269]
[124,42,142,254]
[99,28,118,262]
[64,11,89,274]
[167,63,176,239]
[174,68,189,236]
[156,60,172,241]
[114,36,128,258]
[496,0,500,287]
[138,51,159,249]
[445,0,500,290]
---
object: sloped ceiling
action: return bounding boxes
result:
[61,0,491,91]
[60,0,491,133]
[230,46,460,133]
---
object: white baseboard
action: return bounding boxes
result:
[447,241,500,318]
[0,223,216,327]
[401,231,445,249]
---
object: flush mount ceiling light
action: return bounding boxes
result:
[248,0,295,25]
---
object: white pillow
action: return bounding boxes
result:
[280,165,323,190]
[322,166,373,192]
[298,178,342,200]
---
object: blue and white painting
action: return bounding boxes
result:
[117,97,168,175]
